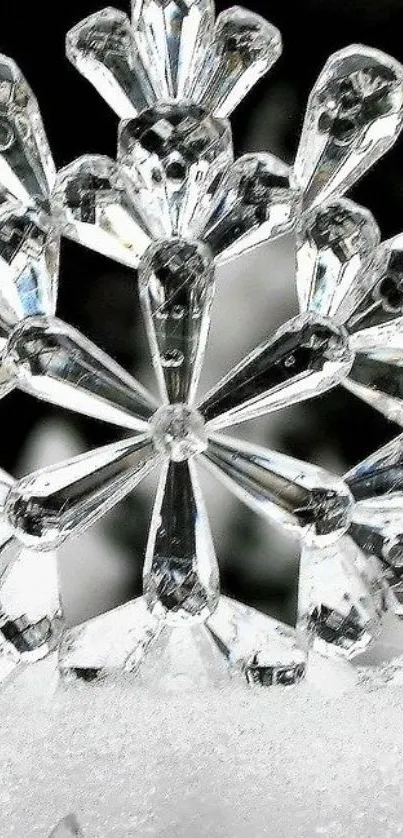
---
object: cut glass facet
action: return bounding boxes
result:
[294,46,403,208]
[138,238,215,403]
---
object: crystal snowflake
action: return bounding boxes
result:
[1,0,403,692]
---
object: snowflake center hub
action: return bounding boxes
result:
[149,404,208,462]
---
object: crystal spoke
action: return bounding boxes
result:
[143,459,220,623]
[132,0,215,100]
[52,155,153,268]
[138,238,215,404]
[118,103,233,239]
[298,536,390,659]
[5,316,157,431]
[49,816,83,837]
[296,198,380,321]
[0,55,55,209]
[345,432,403,500]
[294,46,403,209]
[66,8,155,120]
[207,596,306,686]
[199,313,354,430]
[5,434,160,550]
[203,153,300,265]
[195,8,282,118]
[201,434,353,546]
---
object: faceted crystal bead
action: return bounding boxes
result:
[0,198,59,348]
[195,7,282,118]
[5,316,157,431]
[149,404,207,461]
[199,313,354,430]
[345,351,403,426]
[143,460,220,623]
[49,816,83,837]
[298,536,390,659]
[52,155,153,268]
[201,434,353,546]
[294,46,403,208]
[132,0,215,101]
[207,596,306,686]
[66,8,155,119]
[118,103,233,238]
[296,198,380,322]
[0,54,55,208]
[138,239,215,403]
[203,153,301,265]
[5,434,160,550]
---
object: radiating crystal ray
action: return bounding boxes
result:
[201,434,353,546]
[52,155,153,268]
[118,103,233,238]
[207,596,306,686]
[294,45,403,209]
[132,0,215,101]
[143,459,220,623]
[296,198,380,322]
[195,7,282,118]
[66,8,155,120]
[49,815,83,837]
[203,153,300,265]
[345,431,403,500]
[344,351,403,426]
[0,54,55,208]
[5,434,160,550]
[5,316,157,431]
[298,536,390,659]
[138,238,215,404]
[199,313,354,430]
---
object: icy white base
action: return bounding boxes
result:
[1,654,403,837]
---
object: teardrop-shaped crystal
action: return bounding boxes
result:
[0,539,62,666]
[59,597,161,682]
[0,55,55,208]
[0,198,59,348]
[346,432,403,500]
[52,155,153,268]
[294,46,403,209]
[49,816,83,837]
[199,313,354,430]
[118,103,233,238]
[143,459,220,623]
[132,0,215,101]
[5,316,157,431]
[66,8,155,120]
[203,153,301,265]
[345,351,403,426]
[194,7,282,118]
[202,434,353,546]
[296,198,380,321]
[138,238,215,403]
[207,596,306,686]
[5,434,159,550]
[298,536,390,659]
[347,233,403,350]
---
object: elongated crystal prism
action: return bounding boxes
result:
[49,816,83,837]
[138,239,215,403]
[5,434,159,550]
[349,516,403,617]
[345,351,403,426]
[52,155,153,268]
[143,460,220,623]
[207,596,306,686]
[298,536,390,658]
[201,434,353,546]
[347,233,403,350]
[199,313,354,430]
[346,432,403,500]
[296,198,380,321]
[132,0,215,101]
[294,46,403,208]
[0,198,58,348]
[66,8,155,119]
[118,103,233,238]
[0,55,55,208]
[195,7,282,118]
[203,153,300,265]
[5,316,156,431]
